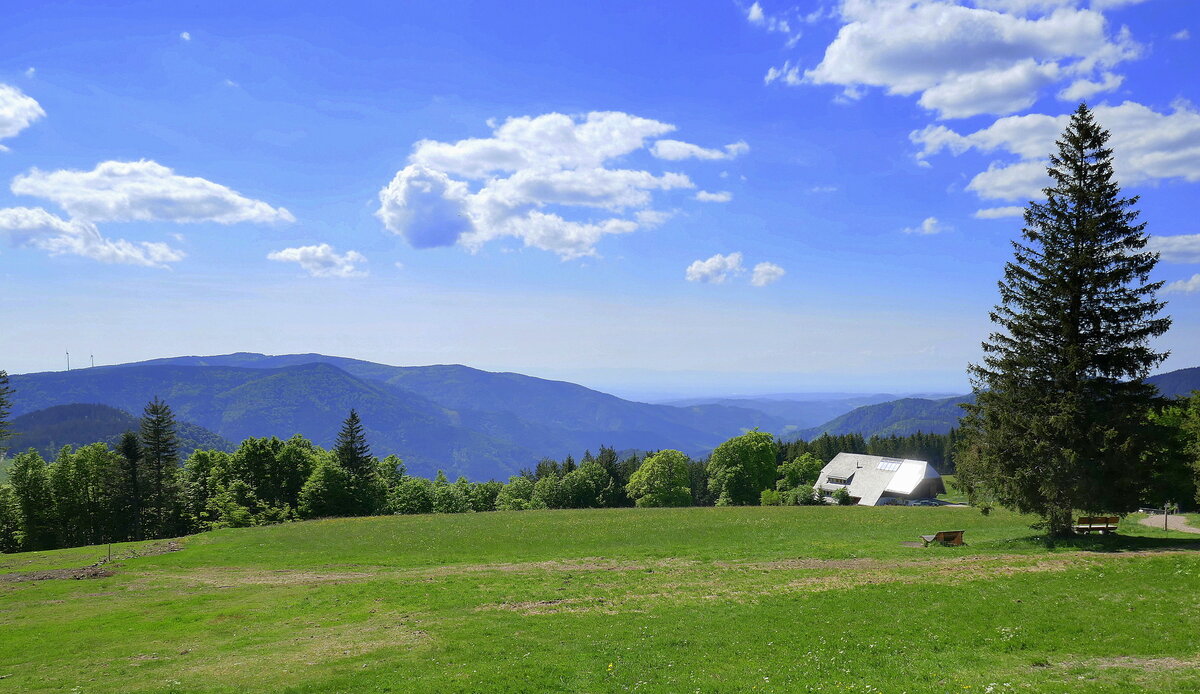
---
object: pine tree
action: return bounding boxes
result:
[333,410,383,515]
[0,369,14,454]
[959,103,1171,536]
[334,409,372,478]
[140,397,181,537]
[116,430,144,540]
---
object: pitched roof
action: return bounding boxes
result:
[816,452,941,505]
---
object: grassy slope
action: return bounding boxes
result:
[2,507,1200,693]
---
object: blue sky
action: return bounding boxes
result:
[1,0,1198,399]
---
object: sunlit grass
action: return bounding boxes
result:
[3,506,1200,692]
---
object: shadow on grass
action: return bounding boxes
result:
[992,533,1200,553]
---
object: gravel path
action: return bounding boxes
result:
[1139,513,1200,534]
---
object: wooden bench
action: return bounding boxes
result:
[919,530,965,547]
[1073,516,1119,535]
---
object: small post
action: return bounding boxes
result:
[1165,502,1170,531]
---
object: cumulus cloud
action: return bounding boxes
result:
[180,31,191,41]
[1164,273,1200,294]
[378,111,734,259]
[0,206,184,267]
[0,83,45,150]
[1148,234,1200,264]
[974,205,1026,219]
[903,216,949,235]
[12,159,295,224]
[651,139,749,161]
[912,100,1200,201]
[267,243,367,278]
[751,261,786,286]
[4,160,292,267]
[686,252,744,283]
[1057,71,1123,101]
[778,0,1140,119]
[1172,29,1190,41]
[695,190,733,202]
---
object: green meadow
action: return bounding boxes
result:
[3,506,1200,693]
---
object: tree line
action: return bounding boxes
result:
[0,380,858,553]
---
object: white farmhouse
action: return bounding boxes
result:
[815,452,945,506]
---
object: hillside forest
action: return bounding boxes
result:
[1,384,1198,554]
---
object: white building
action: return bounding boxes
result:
[815,453,945,506]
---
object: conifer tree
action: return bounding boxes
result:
[116,430,144,540]
[333,409,383,515]
[334,409,372,478]
[140,397,181,537]
[0,369,14,454]
[959,104,1171,536]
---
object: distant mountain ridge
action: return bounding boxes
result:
[8,354,789,479]
[792,366,1200,439]
[8,354,1195,475]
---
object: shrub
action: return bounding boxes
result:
[432,483,470,513]
[833,488,854,506]
[760,489,781,506]
[391,476,434,515]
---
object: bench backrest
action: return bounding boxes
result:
[934,530,965,545]
[1077,516,1119,526]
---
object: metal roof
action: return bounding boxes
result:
[815,452,942,506]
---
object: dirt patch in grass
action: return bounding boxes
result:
[1070,655,1200,671]
[0,540,182,583]
[161,567,378,587]
[480,596,617,615]
[0,565,116,582]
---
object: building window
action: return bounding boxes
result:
[827,476,849,485]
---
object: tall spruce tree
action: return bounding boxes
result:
[959,104,1171,536]
[0,369,14,454]
[140,397,181,537]
[333,409,383,515]
[334,409,372,477]
[116,431,144,540]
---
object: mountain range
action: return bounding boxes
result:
[6,354,1197,479]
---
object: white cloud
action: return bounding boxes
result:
[791,0,1140,119]
[1172,29,1190,41]
[912,101,1200,201]
[686,252,744,283]
[751,261,786,286]
[1164,273,1200,294]
[903,216,949,235]
[0,206,184,267]
[24,67,35,78]
[1057,71,1123,101]
[745,2,802,45]
[268,244,367,278]
[764,61,803,86]
[974,205,1026,219]
[1148,234,1200,264]
[809,185,838,193]
[180,31,191,41]
[651,139,749,161]
[379,111,723,259]
[0,83,45,150]
[11,159,295,224]
[695,190,733,203]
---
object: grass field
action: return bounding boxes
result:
[3,506,1200,693]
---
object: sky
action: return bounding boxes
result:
[1,0,1198,400]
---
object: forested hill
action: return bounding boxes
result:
[1148,367,1200,398]
[794,366,1199,439]
[7,404,232,460]
[799,395,974,438]
[7,355,787,479]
